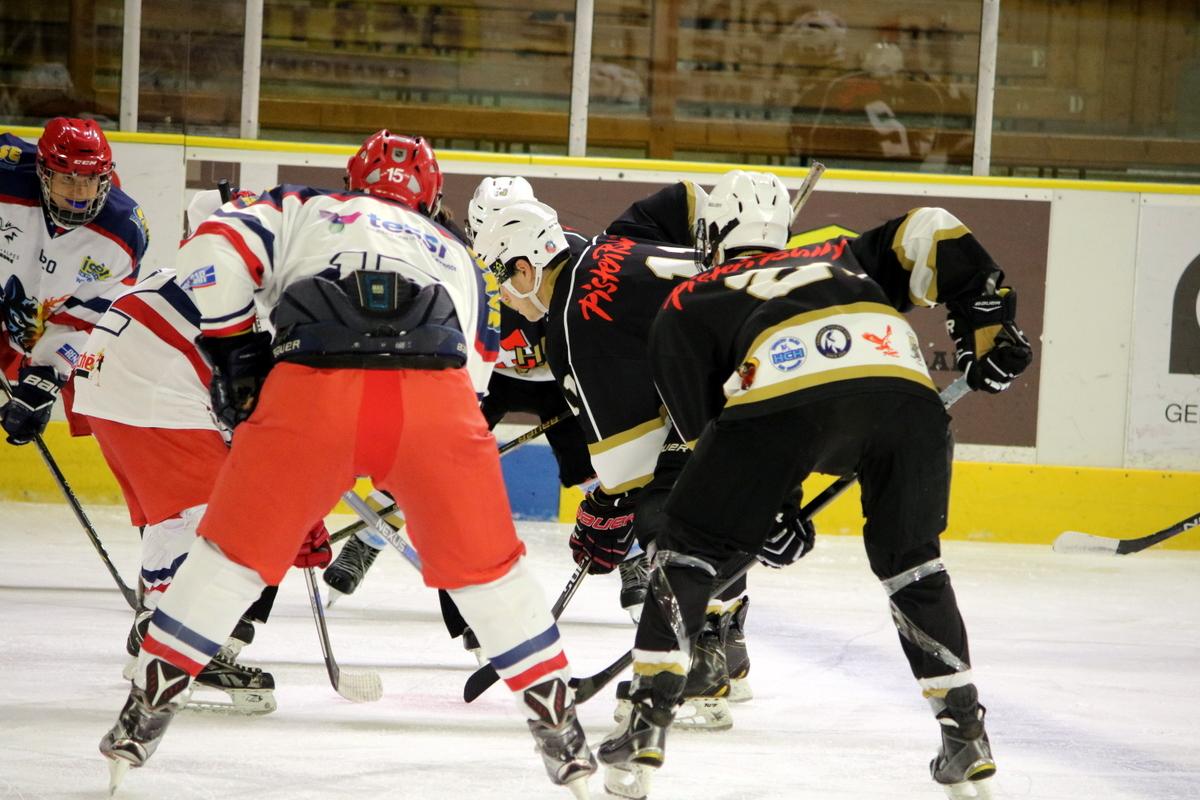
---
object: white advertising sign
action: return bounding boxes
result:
[1127,200,1200,469]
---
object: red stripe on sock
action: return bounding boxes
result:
[502,650,568,693]
[141,635,207,676]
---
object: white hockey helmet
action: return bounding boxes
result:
[701,170,790,266]
[466,176,536,241]
[472,199,568,313]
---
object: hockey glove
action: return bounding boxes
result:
[197,332,274,429]
[1,365,64,445]
[945,287,1033,394]
[570,488,637,574]
[295,521,332,569]
[758,504,815,569]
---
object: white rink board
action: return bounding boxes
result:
[1,503,1198,799]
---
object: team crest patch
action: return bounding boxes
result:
[769,336,807,371]
[180,264,217,289]
[907,330,922,361]
[318,209,362,233]
[815,324,851,359]
[76,256,113,283]
[545,240,558,253]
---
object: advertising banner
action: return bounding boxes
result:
[1128,201,1200,469]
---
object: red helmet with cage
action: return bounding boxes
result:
[345,130,443,215]
[36,117,115,229]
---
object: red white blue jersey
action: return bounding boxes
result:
[72,269,218,431]
[176,185,501,394]
[0,132,148,379]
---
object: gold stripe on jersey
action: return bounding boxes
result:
[587,412,671,494]
[725,303,935,409]
[891,208,971,308]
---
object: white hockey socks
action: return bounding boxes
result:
[140,504,206,611]
[137,537,267,682]
[449,558,572,719]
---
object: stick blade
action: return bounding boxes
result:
[1052,531,1121,555]
[463,664,500,703]
[336,669,383,703]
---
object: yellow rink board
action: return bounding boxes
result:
[4,423,1198,551]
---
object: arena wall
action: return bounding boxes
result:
[3,128,1197,549]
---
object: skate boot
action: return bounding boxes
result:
[122,607,153,680]
[930,684,996,799]
[323,534,382,606]
[100,658,191,794]
[215,617,256,663]
[599,671,683,800]
[677,614,732,730]
[190,652,276,715]
[618,553,649,623]
[722,597,752,702]
[523,678,596,798]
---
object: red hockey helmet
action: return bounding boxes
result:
[36,117,115,229]
[345,130,442,215]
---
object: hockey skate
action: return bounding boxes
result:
[722,597,752,702]
[930,684,996,800]
[523,678,597,798]
[613,617,732,731]
[598,672,682,800]
[618,553,649,623]
[100,659,191,795]
[461,626,488,668]
[323,534,381,607]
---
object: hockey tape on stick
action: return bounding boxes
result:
[1052,511,1200,555]
[1,372,138,610]
[328,412,572,545]
[789,162,826,226]
[303,567,383,702]
[571,375,970,704]
[462,554,592,703]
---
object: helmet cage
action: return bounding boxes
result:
[36,117,115,229]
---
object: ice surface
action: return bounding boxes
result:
[1,502,1198,799]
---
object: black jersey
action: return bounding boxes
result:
[545,233,701,493]
[650,207,999,444]
[605,181,705,247]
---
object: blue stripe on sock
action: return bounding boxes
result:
[150,608,221,658]
[140,553,188,583]
[489,624,560,671]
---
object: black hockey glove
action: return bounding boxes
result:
[757,504,815,569]
[1,365,64,445]
[197,332,274,429]
[570,488,637,574]
[945,287,1033,394]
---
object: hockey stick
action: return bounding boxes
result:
[1052,511,1200,555]
[0,372,138,609]
[302,567,383,702]
[790,162,826,226]
[571,375,971,704]
[340,490,423,572]
[462,554,592,703]
[328,411,571,545]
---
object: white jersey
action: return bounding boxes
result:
[72,269,218,432]
[0,133,149,379]
[176,185,501,394]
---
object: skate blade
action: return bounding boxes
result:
[942,775,996,800]
[336,669,383,703]
[565,774,593,799]
[603,763,652,800]
[325,588,344,609]
[623,606,642,624]
[184,686,277,716]
[121,656,136,682]
[106,754,131,796]
[673,696,732,731]
[728,677,753,703]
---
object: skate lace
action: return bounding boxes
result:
[333,537,378,578]
[619,555,649,588]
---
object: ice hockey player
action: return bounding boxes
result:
[597,170,1033,800]
[99,131,596,798]
[72,189,328,715]
[472,181,757,731]
[1,118,148,444]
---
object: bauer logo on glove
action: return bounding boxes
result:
[570,488,636,574]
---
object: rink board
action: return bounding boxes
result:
[4,421,1197,550]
